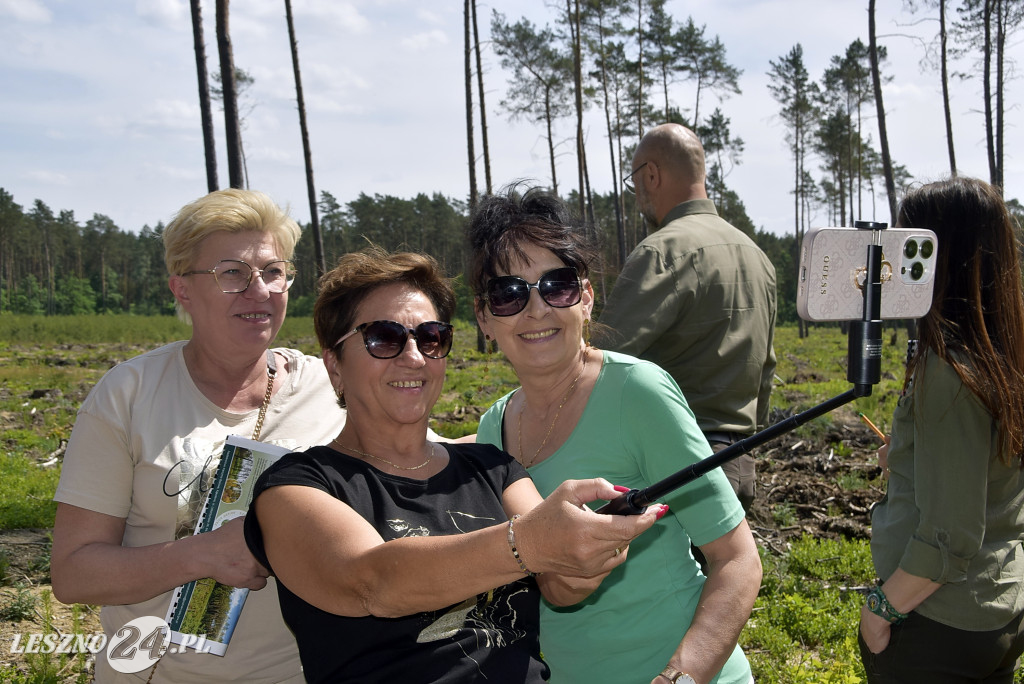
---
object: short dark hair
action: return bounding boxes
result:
[467,183,599,312]
[313,247,455,354]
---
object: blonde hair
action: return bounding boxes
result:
[163,189,301,276]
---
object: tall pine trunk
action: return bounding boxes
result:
[463,0,485,353]
[285,0,325,276]
[939,0,957,175]
[994,0,1005,192]
[190,0,219,192]
[869,0,897,224]
[983,0,996,188]
[471,0,492,195]
[568,0,586,219]
[216,0,244,188]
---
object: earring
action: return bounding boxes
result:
[583,318,591,347]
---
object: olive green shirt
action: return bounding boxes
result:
[871,352,1024,630]
[597,199,777,434]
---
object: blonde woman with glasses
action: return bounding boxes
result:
[52,189,342,683]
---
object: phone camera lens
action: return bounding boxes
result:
[910,261,924,281]
[904,240,918,259]
[920,240,934,259]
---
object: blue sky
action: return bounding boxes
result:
[1,0,1020,236]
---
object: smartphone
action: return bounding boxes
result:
[796,226,938,321]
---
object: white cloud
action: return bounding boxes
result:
[416,8,443,26]
[0,0,1020,236]
[95,99,199,139]
[0,0,51,23]
[304,92,365,115]
[25,170,71,185]
[250,145,299,164]
[135,0,185,28]
[299,0,370,33]
[401,29,447,51]
[142,161,203,182]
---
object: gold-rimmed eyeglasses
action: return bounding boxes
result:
[183,259,296,294]
[623,161,648,194]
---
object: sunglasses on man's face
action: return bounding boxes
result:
[335,320,454,360]
[484,266,582,317]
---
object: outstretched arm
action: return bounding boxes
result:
[256,478,660,618]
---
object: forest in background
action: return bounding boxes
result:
[1,0,1021,325]
[0,184,802,322]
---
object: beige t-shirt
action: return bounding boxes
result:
[55,341,345,683]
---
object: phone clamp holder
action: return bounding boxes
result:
[599,221,888,515]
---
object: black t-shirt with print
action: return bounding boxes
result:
[245,442,548,684]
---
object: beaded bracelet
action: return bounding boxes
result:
[507,514,535,576]
[865,585,908,624]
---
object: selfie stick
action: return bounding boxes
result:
[598,221,887,516]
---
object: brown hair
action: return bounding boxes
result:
[899,176,1024,466]
[313,247,455,356]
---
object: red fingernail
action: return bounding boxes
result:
[655,505,669,520]
[613,485,630,493]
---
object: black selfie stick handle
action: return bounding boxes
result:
[597,222,887,516]
[595,389,859,514]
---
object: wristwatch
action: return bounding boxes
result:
[865,586,908,624]
[659,666,697,684]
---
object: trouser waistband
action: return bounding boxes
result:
[702,430,749,445]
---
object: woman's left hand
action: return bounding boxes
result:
[859,604,892,654]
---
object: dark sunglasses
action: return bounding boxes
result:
[484,266,582,317]
[335,320,454,360]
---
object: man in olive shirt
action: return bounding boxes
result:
[598,123,777,512]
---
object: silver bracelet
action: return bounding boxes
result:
[507,514,535,576]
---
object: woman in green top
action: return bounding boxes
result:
[468,184,762,684]
[859,177,1024,682]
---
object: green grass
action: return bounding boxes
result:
[0,457,60,530]
[0,591,93,684]
[744,535,874,682]
[0,585,38,622]
[0,314,191,345]
[772,324,909,433]
[0,315,991,681]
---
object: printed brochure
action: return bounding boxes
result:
[164,435,290,656]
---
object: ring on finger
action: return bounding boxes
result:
[613,547,622,557]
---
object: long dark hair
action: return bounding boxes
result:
[900,177,1024,466]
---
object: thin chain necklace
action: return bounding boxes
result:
[251,350,277,441]
[518,350,588,468]
[331,438,435,471]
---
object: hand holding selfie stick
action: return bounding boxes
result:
[598,221,887,516]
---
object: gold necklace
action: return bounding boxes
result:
[251,351,277,441]
[331,438,435,471]
[518,350,588,468]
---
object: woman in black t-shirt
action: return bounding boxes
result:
[245,248,664,683]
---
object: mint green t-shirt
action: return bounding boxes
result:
[478,350,751,683]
